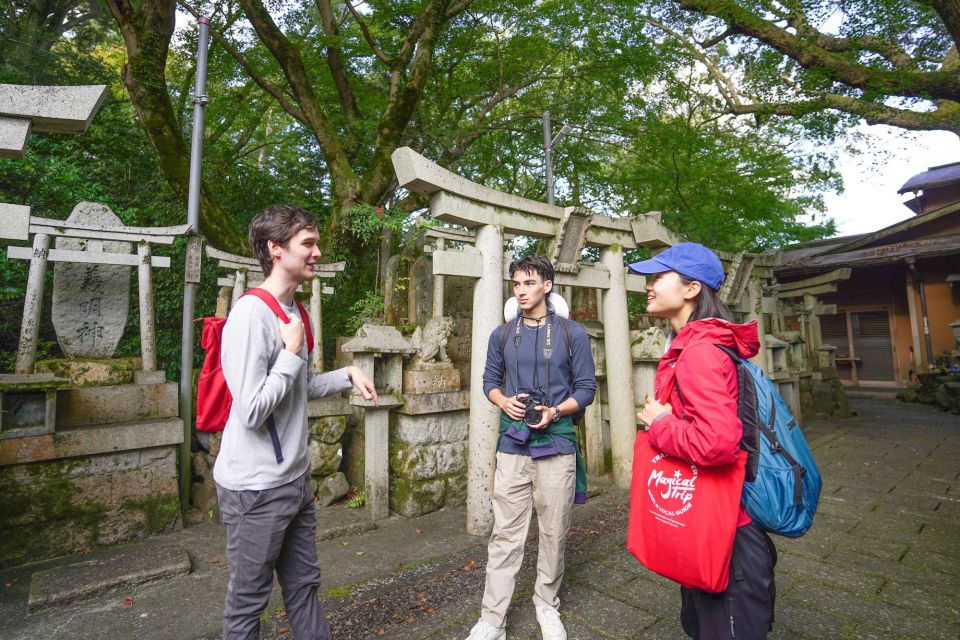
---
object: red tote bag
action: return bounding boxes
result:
[627,430,746,593]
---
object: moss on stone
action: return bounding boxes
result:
[123,493,181,534]
[0,461,108,568]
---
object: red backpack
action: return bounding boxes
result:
[196,288,314,462]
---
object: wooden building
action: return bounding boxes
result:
[775,161,960,387]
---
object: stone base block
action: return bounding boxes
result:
[35,358,142,387]
[403,368,460,394]
[56,382,179,428]
[0,445,182,569]
[390,477,445,518]
[134,370,166,385]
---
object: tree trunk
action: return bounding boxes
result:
[104,0,247,253]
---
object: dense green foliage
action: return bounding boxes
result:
[1,0,955,375]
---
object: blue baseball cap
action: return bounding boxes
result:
[627,242,725,290]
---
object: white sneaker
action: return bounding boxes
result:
[535,606,567,640]
[466,618,506,640]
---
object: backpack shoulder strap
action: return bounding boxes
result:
[715,343,741,362]
[293,299,314,354]
[242,288,314,354]
[559,316,574,361]
[243,288,289,321]
[498,320,511,355]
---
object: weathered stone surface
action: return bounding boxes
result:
[395,390,469,416]
[630,327,666,360]
[134,369,166,385]
[0,416,182,467]
[35,357,140,386]
[434,442,467,476]
[307,395,351,418]
[27,541,190,613]
[402,367,460,394]
[308,439,342,476]
[55,382,179,428]
[0,84,108,133]
[390,477,445,517]
[318,472,350,506]
[51,202,132,358]
[341,323,415,354]
[341,419,365,489]
[407,254,433,326]
[0,445,181,568]
[0,115,30,160]
[390,445,437,480]
[445,473,467,506]
[392,413,442,445]
[314,415,347,443]
[0,202,30,241]
[441,414,469,442]
[383,254,406,325]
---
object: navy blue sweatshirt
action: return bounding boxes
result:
[483,316,597,456]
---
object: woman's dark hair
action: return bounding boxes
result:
[248,204,317,276]
[680,274,734,322]
[509,255,555,283]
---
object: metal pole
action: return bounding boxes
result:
[178,16,211,512]
[907,259,935,369]
[543,112,554,205]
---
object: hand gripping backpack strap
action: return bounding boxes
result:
[241,288,316,464]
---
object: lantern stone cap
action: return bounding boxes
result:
[341,324,416,354]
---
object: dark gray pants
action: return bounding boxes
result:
[680,521,777,640]
[217,473,331,640]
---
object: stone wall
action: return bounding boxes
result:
[389,391,469,517]
[0,373,183,568]
[0,446,180,568]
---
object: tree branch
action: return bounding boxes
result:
[343,0,391,64]
[677,0,960,102]
[178,0,308,125]
[315,0,363,126]
[728,94,960,136]
[238,0,358,202]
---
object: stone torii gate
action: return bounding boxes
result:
[392,147,677,535]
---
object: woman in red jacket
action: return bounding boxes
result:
[629,242,777,640]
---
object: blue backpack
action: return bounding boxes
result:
[717,345,822,538]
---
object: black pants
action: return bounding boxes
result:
[680,521,777,640]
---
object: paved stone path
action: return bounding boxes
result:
[314,398,960,640]
[2,398,957,639]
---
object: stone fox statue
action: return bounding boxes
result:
[410,316,455,364]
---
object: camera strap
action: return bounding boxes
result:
[513,312,553,400]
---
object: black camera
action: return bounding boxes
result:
[516,388,546,426]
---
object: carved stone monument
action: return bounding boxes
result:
[51,202,131,358]
[404,316,460,394]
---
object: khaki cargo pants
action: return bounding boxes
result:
[480,451,576,628]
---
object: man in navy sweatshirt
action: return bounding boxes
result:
[215,204,377,640]
[466,256,597,640]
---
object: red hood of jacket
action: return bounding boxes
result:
[666,318,761,361]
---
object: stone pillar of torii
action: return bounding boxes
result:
[391,147,679,535]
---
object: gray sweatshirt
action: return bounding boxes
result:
[213,293,353,491]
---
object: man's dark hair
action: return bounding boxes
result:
[248,204,317,276]
[508,255,555,283]
[680,274,734,322]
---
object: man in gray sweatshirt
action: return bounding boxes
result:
[213,204,377,640]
